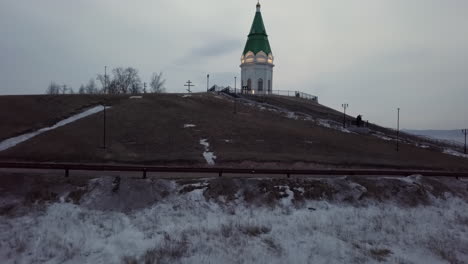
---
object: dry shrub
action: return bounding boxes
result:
[123,233,190,264]
[178,184,207,194]
[239,224,272,237]
[67,188,87,204]
[262,237,282,255]
[221,223,234,238]
[369,248,392,262]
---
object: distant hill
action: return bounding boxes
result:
[404,129,465,145]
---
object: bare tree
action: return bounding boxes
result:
[45,82,76,94]
[96,73,109,94]
[78,85,86,94]
[85,79,99,94]
[150,72,166,93]
[113,67,141,94]
[45,82,61,94]
[97,67,142,94]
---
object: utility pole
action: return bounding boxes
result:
[233,77,238,114]
[234,77,237,94]
[207,74,210,92]
[102,105,107,149]
[397,108,400,152]
[185,80,195,93]
[462,129,468,154]
[104,66,107,94]
[341,104,349,128]
[143,82,147,93]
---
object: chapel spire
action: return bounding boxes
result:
[240,2,274,94]
[242,2,272,56]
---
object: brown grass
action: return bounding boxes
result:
[0,94,126,141]
[0,93,467,170]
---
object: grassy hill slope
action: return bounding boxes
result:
[0,93,466,170]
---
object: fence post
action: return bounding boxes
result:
[142,169,147,179]
[65,169,69,178]
[219,170,223,177]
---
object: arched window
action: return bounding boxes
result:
[258,79,263,92]
[247,79,252,91]
[268,80,271,93]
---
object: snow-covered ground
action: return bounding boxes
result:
[443,148,468,159]
[236,96,354,134]
[0,105,108,152]
[1,176,467,264]
[405,129,465,145]
[233,95,466,157]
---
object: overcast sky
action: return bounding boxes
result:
[1,0,467,129]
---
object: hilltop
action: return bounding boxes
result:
[0,93,466,170]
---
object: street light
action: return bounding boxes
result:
[102,104,107,149]
[233,77,238,114]
[234,76,237,94]
[104,66,107,94]
[341,104,349,128]
[397,108,400,152]
[462,129,467,154]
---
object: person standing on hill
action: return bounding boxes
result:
[356,115,362,127]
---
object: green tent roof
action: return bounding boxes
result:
[243,6,272,56]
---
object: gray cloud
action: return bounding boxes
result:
[0,0,467,129]
[190,39,241,58]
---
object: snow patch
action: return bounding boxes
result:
[183,124,196,128]
[373,132,393,141]
[129,96,143,99]
[0,105,109,152]
[443,148,468,159]
[416,144,430,149]
[317,119,353,133]
[285,111,298,120]
[200,139,216,165]
[317,119,331,128]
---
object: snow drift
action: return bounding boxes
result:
[1,175,467,264]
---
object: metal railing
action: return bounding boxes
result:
[0,162,466,179]
[238,89,318,102]
[209,86,318,102]
[262,90,318,101]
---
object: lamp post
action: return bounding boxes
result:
[234,76,237,94]
[104,66,107,94]
[341,104,349,128]
[397,108,400,152]
[233,77,238,114]
[462,129,467,154]
[102,104,107,149]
